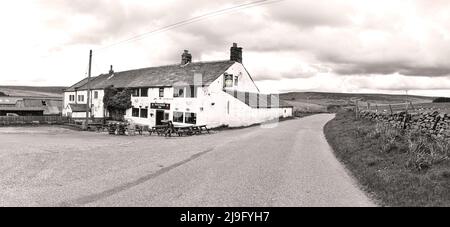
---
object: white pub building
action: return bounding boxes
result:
[63,43,293,128]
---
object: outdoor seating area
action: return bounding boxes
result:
[102,120,210,137]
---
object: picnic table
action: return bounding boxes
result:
[173,125,194,137]
[105,120,210,137]
[87,123,104,132]
[149,124,171,136]
[167,124,210,137]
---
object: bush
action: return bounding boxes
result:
[406,133,450,171]
[103,86,132,121]
[433,97,450,103]
[365,123,403,153]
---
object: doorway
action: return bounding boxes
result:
[155,110,165,126]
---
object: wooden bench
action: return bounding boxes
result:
[173,126,193,137]
[198,125,210,134]
[88,123,104,132]
[187,125,209,135]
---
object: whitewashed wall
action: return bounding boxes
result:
[63,89,105,118]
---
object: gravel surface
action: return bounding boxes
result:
[0,115,375,207]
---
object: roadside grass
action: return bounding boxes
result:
[324,110,450,207]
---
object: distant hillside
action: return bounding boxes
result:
[0,86,67,98]
[280,92,435,112]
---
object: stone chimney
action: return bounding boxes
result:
[109,65,114,75]
[230,43,243,63]
[181,50,192,65]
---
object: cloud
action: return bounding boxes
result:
[1,0,450,96]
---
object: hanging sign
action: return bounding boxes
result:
[150,103,170,110]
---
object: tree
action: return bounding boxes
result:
[103,86,132,121]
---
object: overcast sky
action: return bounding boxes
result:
[1,0,450,96]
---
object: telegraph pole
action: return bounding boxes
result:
[84,50,92,130]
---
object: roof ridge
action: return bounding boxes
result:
[110,59,233,75]
[65,60,235,91]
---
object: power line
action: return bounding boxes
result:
[94,0,285,53]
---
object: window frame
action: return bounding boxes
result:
[184,112,197,125]
[78,95,84,102]
[139,108,148,118]
[159,88,164,98]
[140,88,148,97]
[173,111,184,123]
[173,87,184,98]
[131,89,139,97]
[132,108,140,117]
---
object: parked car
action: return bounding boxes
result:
[6,113,19,117]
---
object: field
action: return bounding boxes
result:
[364,102,450,114]
[0,86,66,98]
[280,92,434,106]
[324,110,450,206]
[279,92,450,114]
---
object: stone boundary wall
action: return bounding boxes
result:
[359,110,450,138]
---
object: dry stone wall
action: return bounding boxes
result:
[359,110,450,138]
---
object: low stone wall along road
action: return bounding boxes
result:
[0,115,375,207]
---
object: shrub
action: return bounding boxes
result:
[433,97,450,103]
[365,124,403,153]
[406,133,450,171]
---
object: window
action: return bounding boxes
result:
[224,73,233,87]
[69,95,75,102]
[159,88,164,98]
[173,87,184,98]
[140,108,148,118]
[173,111,184,123]
[234,76,238,86]
[132,108,139,117]
[140,88,148,97]
[164,112,170,120]
[186,85,197,98]
[94,91,98,99]
[78,95,84,102]
[131,89,139,97]
[184,112,197,124]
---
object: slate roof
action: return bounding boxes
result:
[0,97,22,105]
[0,106,44,111]
[68,103,88,112]
[0,97,62,114]
[66,60,236,91]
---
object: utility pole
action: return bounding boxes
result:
[84,50,92,130]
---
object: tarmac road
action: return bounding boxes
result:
[79,114,375,207]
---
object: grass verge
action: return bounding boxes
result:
[324,110,450,207]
